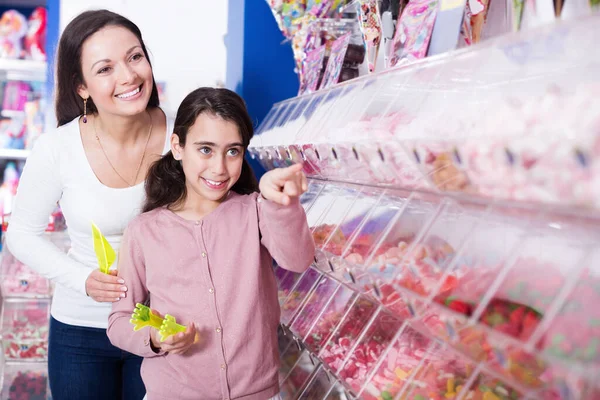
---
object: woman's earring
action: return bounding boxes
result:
[83,98,88,123]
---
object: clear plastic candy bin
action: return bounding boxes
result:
[0,231,70,298]
[0,362,51,400]
[0,299,50,361]
[0,253,52,299]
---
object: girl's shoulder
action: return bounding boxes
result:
[222,191,262,211]
[128,208,163,230]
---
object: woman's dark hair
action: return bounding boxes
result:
[55,9,160,126]
[143,87,259,213]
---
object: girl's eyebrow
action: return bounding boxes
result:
[193,141,244,147]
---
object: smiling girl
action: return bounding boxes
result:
[6,10,173,400]
[107,87,315,400]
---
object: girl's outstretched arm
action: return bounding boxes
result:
[258,164,315,273]
[107,223,165,357]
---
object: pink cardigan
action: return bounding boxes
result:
[107,192,315,400]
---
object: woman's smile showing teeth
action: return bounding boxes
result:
[201,177,228,190]
[115,85,142,100]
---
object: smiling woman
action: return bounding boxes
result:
[6,9,174,400]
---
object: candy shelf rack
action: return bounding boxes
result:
[249,13,600,215]
[264,12,600,400]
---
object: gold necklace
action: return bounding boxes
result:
[93,111,153,187]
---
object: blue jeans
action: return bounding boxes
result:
[48,316,146,400]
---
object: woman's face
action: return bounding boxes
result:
[77,25,153,118]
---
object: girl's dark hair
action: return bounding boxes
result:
[143,88,259,213]
[55,9,160,127]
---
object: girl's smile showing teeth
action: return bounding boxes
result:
[201,177,228,190]
[115,85,142,100]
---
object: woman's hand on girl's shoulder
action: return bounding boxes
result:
[259,164,308,206]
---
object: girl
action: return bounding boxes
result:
[6,10,172,400]
[107,87,315,400]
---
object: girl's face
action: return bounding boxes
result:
[77,26,153,118]
[172,113,244,204]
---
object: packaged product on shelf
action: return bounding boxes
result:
[266,0,306,39]
[299,45,326,95]
[2,81,32,112]
[24,7,47,61]
[336,309,402,394]
[281,268,323,325]
[0,362,50,400]
[389,0,438,66]
[460,0,491,45]
[0,10,28,59]
[280,350,320,398]
[0,299,50,360]
[320,33,351,90]
[357,0,382,73]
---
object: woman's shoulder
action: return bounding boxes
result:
[29,117,81,157]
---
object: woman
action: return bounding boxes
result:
[6,10,172,400]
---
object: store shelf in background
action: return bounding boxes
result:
[249,14,600,215]
[1,110,26,119]
[0,149,30,160]
[0,59,46,82]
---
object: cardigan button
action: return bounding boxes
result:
[202,252,207,258]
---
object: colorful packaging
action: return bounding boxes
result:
[390,0,439,66]
[299,45,326,95]
[320,33,351,89]
[358,0,383,72]
[265,0,307,38]
[306,0,334,17]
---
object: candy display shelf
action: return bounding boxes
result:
[0,59,46,83]
[0,231,67,399]
[255,13,600,400]
[0,149,31,161]
[249,13,600,215]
